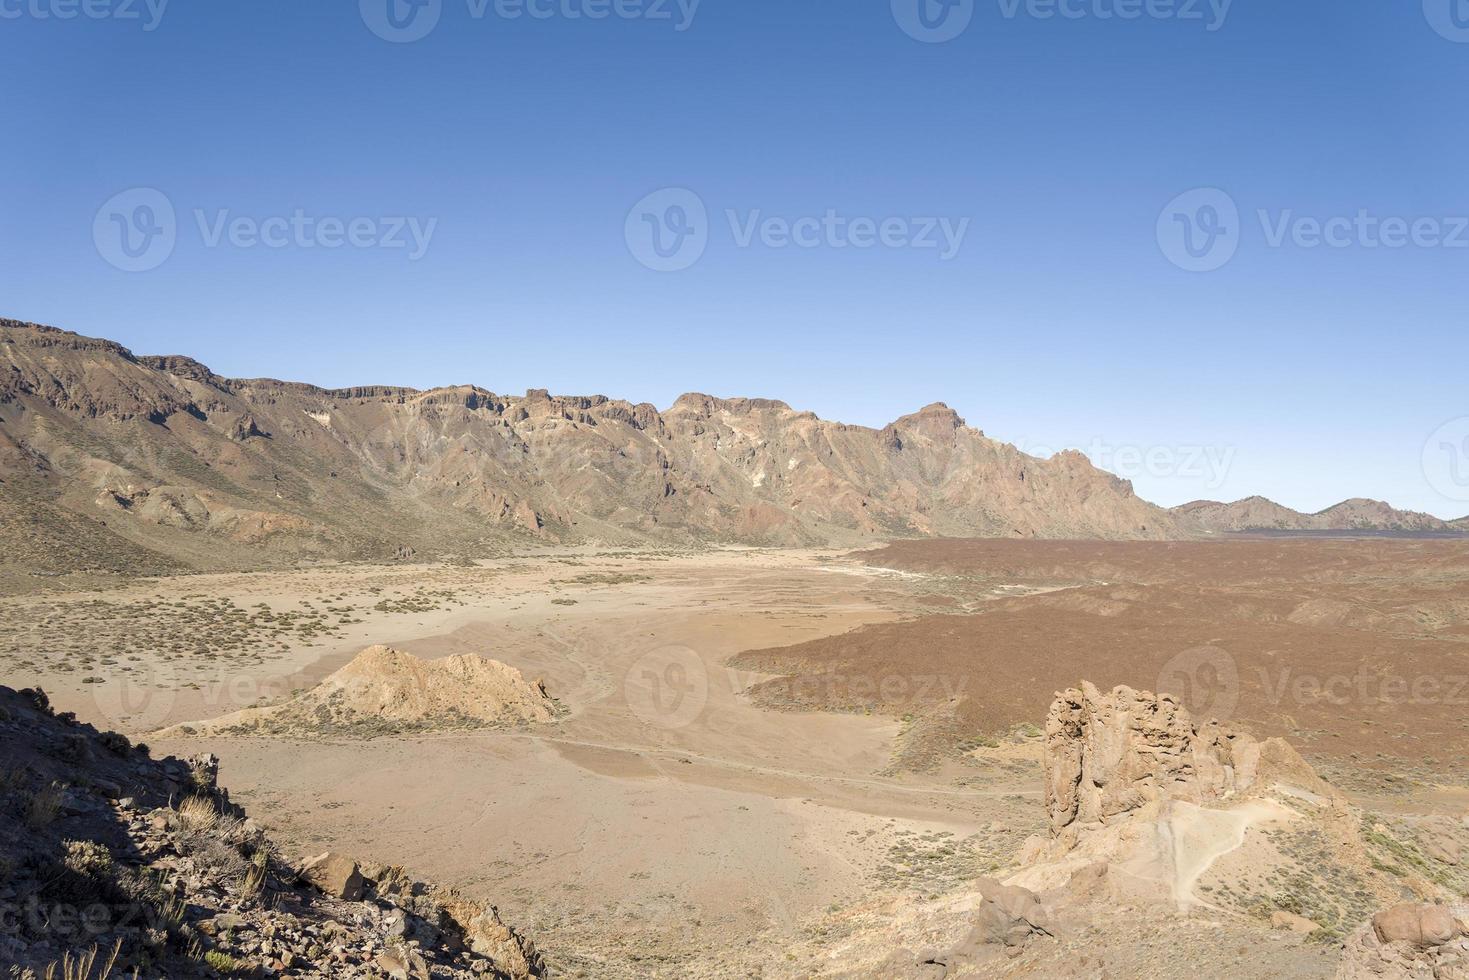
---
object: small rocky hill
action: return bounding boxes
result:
[157,645,562,739]
[0,318,1181,577]
[0,685,545,978]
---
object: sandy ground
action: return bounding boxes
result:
[1,549,1036,976]
[5,540,1467,977]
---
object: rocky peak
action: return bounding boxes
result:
[137,355,217,383]
[667,393,795,417]
[893,402,964,431]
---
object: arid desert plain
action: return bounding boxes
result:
[6,537,1469,978]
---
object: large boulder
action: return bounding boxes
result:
[299,852,365,901]
[1337,904,1469,979]
[1372,904,1461,948]
[969,879,1055,948]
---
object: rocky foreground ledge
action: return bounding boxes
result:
[0,685,544,979]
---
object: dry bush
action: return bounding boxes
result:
[61,839,112,878]
[24,781,65,830]
[0,766,26,794]
[32,940,121,980]
[175,796,219,834]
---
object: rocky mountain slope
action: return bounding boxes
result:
[0,684,544,979]
[0,318,1180,574]
[1175,496,1462,533]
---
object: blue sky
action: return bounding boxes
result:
[2,0,1466,515]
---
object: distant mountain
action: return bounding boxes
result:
[1174,496,1460,533]
[0,319,1180,574]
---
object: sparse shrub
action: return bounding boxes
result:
[62,840,113,878]
[98,731,131,755]
[25,781,66,829]
[190,836,248,881]
[187,756,217,793]
[177,796,219,834]
[34,940,120,980]
[242,849,270,898]
[202,950,241,974]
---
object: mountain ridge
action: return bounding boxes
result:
[0,318,1179,575]
[3,317,1460,579]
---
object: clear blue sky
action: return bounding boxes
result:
[2,0,1466,515]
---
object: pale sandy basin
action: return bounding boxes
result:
[4,549,1028,977]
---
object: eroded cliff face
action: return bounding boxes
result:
[0,319,1181,572]
[1043,681,1266,836]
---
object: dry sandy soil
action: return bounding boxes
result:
[4,539,1467,977]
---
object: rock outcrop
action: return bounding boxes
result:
[1044,681,1260,838]
[158,645,561,739]
[1011,680,1359,916]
